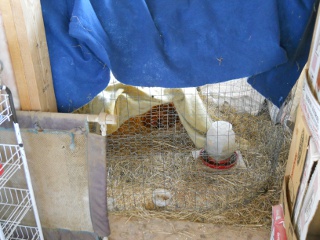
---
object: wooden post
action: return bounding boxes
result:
[0,0,57,112]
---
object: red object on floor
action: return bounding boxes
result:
[272,204,287,240]
[0,163,4,176]
[199,149,237,170]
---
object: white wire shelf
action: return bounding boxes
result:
[0,145,23,189]
[8,225,40,240]
[0,94,12,126]
[0,85,44,240]
[0,188,32,239]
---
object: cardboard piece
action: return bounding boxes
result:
[293,138,320,225]
[281,4,320,237]
[296,161,320,240]
[308,4,320,102]
[285,107,311,213]
[301,70,320,153]
[281,176,298,240]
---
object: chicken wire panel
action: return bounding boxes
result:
[76,77,289,224]
[106,123,283,213]
[99,79,283,213]
[199,78,266,115]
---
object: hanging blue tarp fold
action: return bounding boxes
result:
[40,0,316,112]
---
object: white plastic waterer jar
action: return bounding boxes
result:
[205,121,237,161]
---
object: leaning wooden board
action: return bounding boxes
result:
[0,13,21,109]
[0,0,57,112]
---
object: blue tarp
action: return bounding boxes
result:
[41,0,317,112]
[248,0,318,107]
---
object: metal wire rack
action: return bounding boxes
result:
[9,225,40,240]
[0,188,32,239]
[0,145,23,189]
[0,85,43,240]
[0,94,12,126]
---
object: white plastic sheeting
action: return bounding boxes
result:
[84,75,212,148]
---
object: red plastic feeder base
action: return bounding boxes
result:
[199,149,238,170]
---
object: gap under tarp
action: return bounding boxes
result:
[40,0,316,112]
[0,111,110,239]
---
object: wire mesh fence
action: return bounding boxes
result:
[75,76,295,226]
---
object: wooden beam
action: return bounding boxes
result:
[0,13,22,109]
[0,0,57,112]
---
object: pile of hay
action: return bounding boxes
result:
[106,101,291,227]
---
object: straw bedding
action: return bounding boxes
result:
[105,101,291,227]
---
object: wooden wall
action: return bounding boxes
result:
[0,0,57,112]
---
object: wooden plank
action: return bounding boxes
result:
[0,0,57,112]
[0,1,31,110]
[19,0,57,111]
[0,13,21,109]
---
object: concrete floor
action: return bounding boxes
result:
[108,215,270,240]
